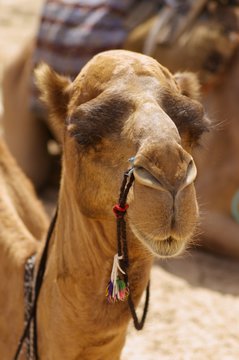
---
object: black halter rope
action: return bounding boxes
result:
[113,170,150,330]
[14,169,150,359]
[14,209,58,360]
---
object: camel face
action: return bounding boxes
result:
[36,50,209,258]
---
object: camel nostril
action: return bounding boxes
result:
[133,166,165,191]
[188,159,193,170]
[178,158,197,193]
[185,158,197,186]
[133,154,197,194]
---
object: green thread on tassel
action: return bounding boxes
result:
[106,254,129,303]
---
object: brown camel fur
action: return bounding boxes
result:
[2,41,53,189]
[0,137,48,356]
[0,50,208,359]
[2,4,239,258]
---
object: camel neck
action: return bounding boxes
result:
[37,182,153,359]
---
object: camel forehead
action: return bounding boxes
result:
[73,50,177,97]
[93,50,172,76]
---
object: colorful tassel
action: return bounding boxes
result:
[106,254,129,303]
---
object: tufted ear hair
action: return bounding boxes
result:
[34,63,72,141]
[174,72,201,100]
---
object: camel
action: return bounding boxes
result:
[0,50,208,359]
[0,136,48,356]
[1,0,238,258]
[124,2,239,258]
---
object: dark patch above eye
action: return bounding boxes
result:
[162,92,210,145]
[67,95,133,148]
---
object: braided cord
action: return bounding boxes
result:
[13,208,58,360]
[116,170,150,331]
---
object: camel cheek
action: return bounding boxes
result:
[129,183,173,238]
[173,185,199,238]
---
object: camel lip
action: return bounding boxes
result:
[162,236,174,245]
[129,223,187,258]
[155,236,186,258]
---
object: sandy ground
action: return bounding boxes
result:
[0,2,239,359]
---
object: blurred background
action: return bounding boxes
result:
[0,0,43,116]
[1,1,239,359]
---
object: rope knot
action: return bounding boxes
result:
[113,204,129,218]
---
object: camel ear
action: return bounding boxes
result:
[34,63,71,141]
[174,72,200,100]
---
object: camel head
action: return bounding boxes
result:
[35,50,209,258]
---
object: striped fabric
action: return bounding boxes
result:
[30,0,162,114]
[30,0,134,113]
[33,0,137,78]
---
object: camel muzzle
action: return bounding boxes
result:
[133,157,197,195]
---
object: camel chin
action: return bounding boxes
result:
[129,223,189,258]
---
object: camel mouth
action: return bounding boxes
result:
[149,236,186,258]
[157,237,186,258]
[129,224,187,258]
